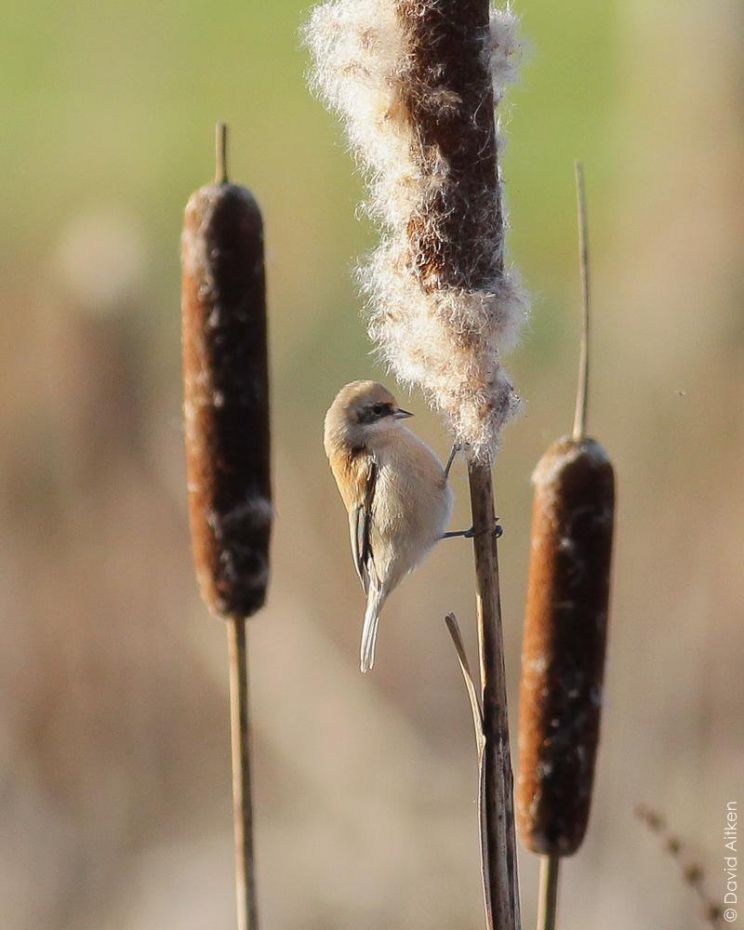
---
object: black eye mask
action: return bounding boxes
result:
[357,402,394,424]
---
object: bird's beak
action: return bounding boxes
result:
[393,408,413,419]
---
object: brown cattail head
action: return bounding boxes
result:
[181,127,271,620]
[517,436,615,855]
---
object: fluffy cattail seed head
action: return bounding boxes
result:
[517,436,615,855]
[181,126,271,620]
[305,1,528,459]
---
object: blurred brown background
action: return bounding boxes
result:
[1,0,742,927]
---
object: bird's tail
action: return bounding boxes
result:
[360,586,387,674]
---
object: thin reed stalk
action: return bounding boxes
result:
[536,855,560,930]
[572,161,590,443]
[227,618,258,930]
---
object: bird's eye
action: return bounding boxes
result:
[372,403,385,416]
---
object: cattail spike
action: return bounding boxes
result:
[517,435,615,856]
[572,161,590,442]
[182,141,271,622]
[304,0,529,459]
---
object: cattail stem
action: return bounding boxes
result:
[572,161,590,442]
[468,462,522,929]
[227,618,258,930]
[536,855,560,930]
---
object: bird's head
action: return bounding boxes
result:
[324,380,413,452]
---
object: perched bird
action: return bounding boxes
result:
[324,381,453,672]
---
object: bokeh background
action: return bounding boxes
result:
[1,0,742,927]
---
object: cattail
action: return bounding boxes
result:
[182,123,271,621]
[517,164,615,930]
[181,123,269,930]
[306,3,526,927]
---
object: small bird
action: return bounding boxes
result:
[324,381,453,672]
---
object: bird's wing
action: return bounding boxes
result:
[349,457,377,595]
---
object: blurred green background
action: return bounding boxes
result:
[1,0,742,927]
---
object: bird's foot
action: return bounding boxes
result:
[441,521,502,541]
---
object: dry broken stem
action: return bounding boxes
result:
[445,613,491,928]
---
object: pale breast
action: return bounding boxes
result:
[371,430,453,583]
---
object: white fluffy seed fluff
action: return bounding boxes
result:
[305,2,528,458]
